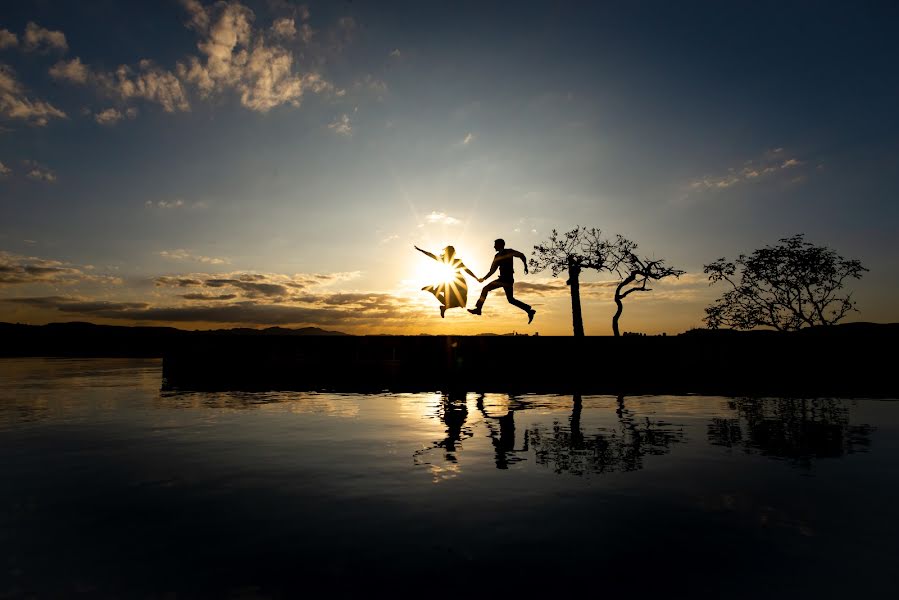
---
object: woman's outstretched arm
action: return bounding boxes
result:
[414,245,438,261]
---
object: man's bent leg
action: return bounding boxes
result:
[503,283,531,313]
[471,279,505,314]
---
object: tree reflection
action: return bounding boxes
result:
[707,397,875,467]
[528,395,685,476]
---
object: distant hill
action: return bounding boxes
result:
[679,322,899,337]
[0,322,349,358]
[207,326,349,336]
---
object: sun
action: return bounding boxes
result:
[419,259,458,286]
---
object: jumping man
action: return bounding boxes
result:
[469,239,536,324]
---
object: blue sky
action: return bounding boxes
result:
[1,0,897,334]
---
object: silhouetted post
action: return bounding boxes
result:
[567,257,584,337]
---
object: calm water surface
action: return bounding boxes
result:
[1,358,898,597]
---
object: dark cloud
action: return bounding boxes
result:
[155,276,203,287]
[320,293,400,306]
[205,279,289,297]
[5,296,148,312]
[181,293,238,301]
[0,252,120,286]
[2,295,414,326]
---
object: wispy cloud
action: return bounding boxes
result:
[0,251,121,286]
[328,113,352,135]
[424,211,461,226]
[145,199,185,209]
[687,148,806,192]
[100,61,191,113]
[24,161,56,182]
[0,161,10,176]
[22,22,68,53]
[94,107,138,125]
[0,29,17,50]
[49,57,89,84]
[462,132,474,145]
[270,17,296,39]
[158,249,229,265]
[389,48,401,58]
[0,64,67,126]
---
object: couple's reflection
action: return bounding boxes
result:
[413,391,474,467]
[415,393,684,475]
[476,394,528,469]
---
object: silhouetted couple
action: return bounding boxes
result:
[415,238,535,323]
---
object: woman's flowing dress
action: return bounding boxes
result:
[424,257,468,309]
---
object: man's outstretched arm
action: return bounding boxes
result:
[513,250,529,274]
[481,257,500,282]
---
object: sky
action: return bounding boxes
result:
[1,0,898,335]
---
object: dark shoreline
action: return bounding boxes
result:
[3,321,895,397]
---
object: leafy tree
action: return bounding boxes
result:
[608,236,685,337]
[529,227,614,336]
[704,234,867,331]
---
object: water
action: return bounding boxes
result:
[1,358,897,597]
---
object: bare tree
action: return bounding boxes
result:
[607,236,685,337]
[703,234,867,331]
[529,227,614,336]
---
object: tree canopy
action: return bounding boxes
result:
[703,234,867,331]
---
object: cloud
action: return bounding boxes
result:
[5,296,149,313]
[49,57,89,84]
[153,270,361,302]
[2,293,417,327]
[353,75,387,97]
[24,162,56,182]
[328,113,352,135]
[154,276,203,287]
[687,148,806,192]
[0,29,17,49]
[424,211,461,226]
[146,199,185,209]
[158,249,229,265]
[0,161,10,176]
[380,234,399,245]
[0,63,67,126]
[94,106,139,125]
[180,293,238,301]
[271,17,296,39]
[23,22,68,53]
[176,0,333,113]
[462,132,474,145]
[98,61,190,113]
[389,48,401,58]
[0,251,121,286]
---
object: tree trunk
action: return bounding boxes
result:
[567,259,584,337]
[612,281,626,337]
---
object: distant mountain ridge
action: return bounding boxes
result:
[0,322,349,336]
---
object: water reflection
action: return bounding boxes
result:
[414,392,687,475]
[413,391,474,466]
[528,394,685,475]
[707,397,875,467]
